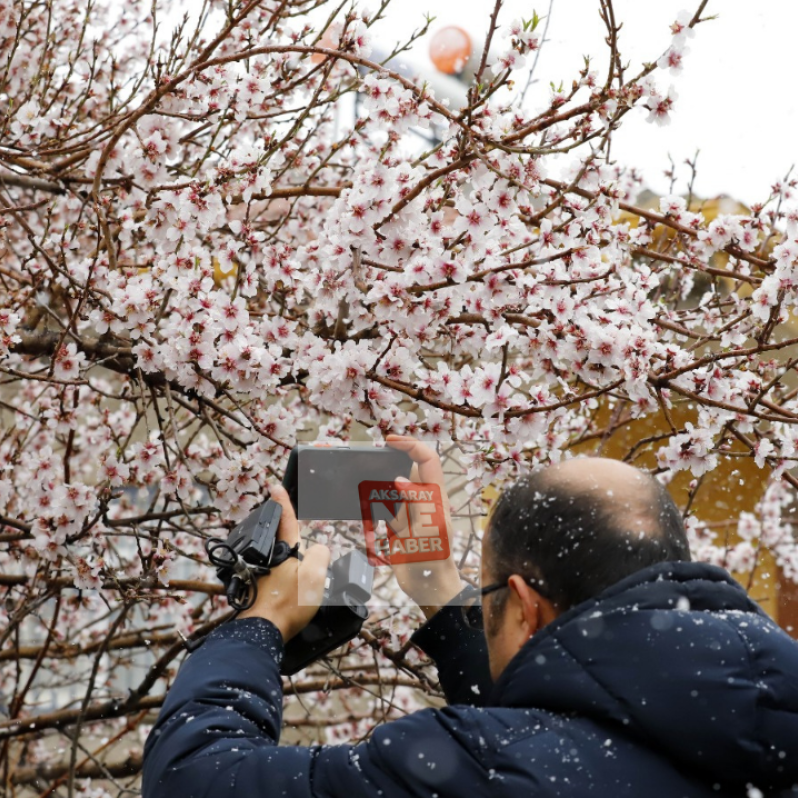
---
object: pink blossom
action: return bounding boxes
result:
[657,45,690,76]
[73,556,103,590]
[101,453,131,487]
[659,195,687,218]
[670,10,696,45]
[53,343,86,381]
[491,49,527,76]
[645,85,678,126]
[657,423,718,477]
[753,438,775,468]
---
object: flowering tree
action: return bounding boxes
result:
[2,0,798,794]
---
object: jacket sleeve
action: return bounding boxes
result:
[410,604,493,707]
[142,617,491,798]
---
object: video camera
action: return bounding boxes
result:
[209,497,374,676]
[207,443,414,674]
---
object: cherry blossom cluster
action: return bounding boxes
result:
[492,17,542,76]
[1,0,797,790]
[685,481,798,584]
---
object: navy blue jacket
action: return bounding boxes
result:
[143,562,798,797]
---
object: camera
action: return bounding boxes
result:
[282,547,373,674]
[210,498,374,676]
[282,442,412,520]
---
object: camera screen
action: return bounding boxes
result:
[296,447,413,520]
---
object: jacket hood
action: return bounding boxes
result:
[491,561,798,791]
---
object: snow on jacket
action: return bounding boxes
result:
[142,561,798,797]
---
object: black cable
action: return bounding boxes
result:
[181,538,304,654]
[204,537,303,612]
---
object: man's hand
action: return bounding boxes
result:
[385,434,464,619]
[238,484,331,641]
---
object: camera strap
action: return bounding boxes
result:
[268,540,303,569]
[182,540,306,652]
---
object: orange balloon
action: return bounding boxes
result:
[312,29,338,64]
[429,26,472,75]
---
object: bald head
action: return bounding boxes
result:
[486,456,691,611]
[540,457,671,543]
[546,455,652,491]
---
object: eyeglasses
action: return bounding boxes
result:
[458,577,548,631]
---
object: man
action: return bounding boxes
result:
[143,436,798,797]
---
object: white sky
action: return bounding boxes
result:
[365,0,796,205]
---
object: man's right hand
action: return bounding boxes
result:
[384,434,464,619]
[237,484,331,641]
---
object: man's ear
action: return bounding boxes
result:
[507,574,542,640]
